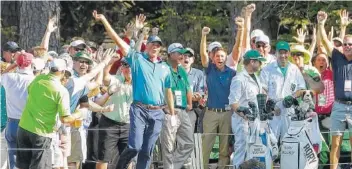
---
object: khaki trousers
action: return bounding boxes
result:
[202,109,232,169]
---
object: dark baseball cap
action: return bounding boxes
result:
[147,36,163,45]
[3,41,21,52]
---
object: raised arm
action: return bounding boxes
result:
[229,17,244,67]
[339,9,351,39]
[200,27,211,67]
[103,55,120,86]
[80,48,117,83]
[135,27,149,52]
[93,10,130,56]
[317,11,334,57]
[40,16,57,51]
[243,3,256,50]
[293,28,307,45]
[308,26,317,56]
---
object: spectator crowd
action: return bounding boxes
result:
[0,3,352,169]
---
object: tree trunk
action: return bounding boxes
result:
[251,1,280,41]
[18,1,60,51]
[1,1,20,46]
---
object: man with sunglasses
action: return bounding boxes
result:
[66,50,116,169]
[260,41,306,140]
[68,39,87,57]
[254,34,276,66]
[317,11,352,169]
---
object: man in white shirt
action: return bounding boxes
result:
[1,52,35,169]
[260,41,306,140]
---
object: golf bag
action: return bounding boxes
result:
[246,118,278,169]
[280,95,320,169]
[244,94,279,169]
[280,119,319,169]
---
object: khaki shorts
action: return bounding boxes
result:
[67,128,87,163]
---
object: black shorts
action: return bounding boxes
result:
[16,127,52,169]
[97,115,130,163]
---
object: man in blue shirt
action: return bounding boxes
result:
[200,44,236,169]
[317,11,352,169]
[93,11,174,169]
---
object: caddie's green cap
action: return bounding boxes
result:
[243,50,266,62]
[276,41,290,51]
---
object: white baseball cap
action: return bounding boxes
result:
[32,58,46,71]
[208,41,222,52]
[70,40,86,48]
[255,34,270,45]
[49,59,67,72]
[250,29,264,39]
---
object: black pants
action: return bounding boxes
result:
[97,115,129,169]
[83,112,101,169]
[16,127,52,169]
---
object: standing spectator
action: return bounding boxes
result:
[161,43,194,169]
[1,41,21,169]
[181,47,206,132]
[1,53,35,169]
[312,53,335,115]
[68,39,87,57]
[288,44,324,94]
[200,31,236,168]
[317,11,352,169]
[92,11,174,169]
[254,34,276,66]
[260,41,306,140]
[94,58,132,169]
[66,50,115,169]
[229,50,266,168]
[16,59,81,169]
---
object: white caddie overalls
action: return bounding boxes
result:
[229,69,263,168]
[260,62,306,140]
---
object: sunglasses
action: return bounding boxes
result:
[122,63,130,67]
[74,48,85,52]
[291,52,304,56]
[343,43,352,47]
[256,44,268,49]
[78,60,89,64]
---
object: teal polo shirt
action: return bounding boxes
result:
[125,49,172,105]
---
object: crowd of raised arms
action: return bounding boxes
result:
[0,3,352,169]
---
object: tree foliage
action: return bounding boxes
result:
[1,1,351,53]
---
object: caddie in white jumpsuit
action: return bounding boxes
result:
[229,50,266,168]
[260,41,306,140]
